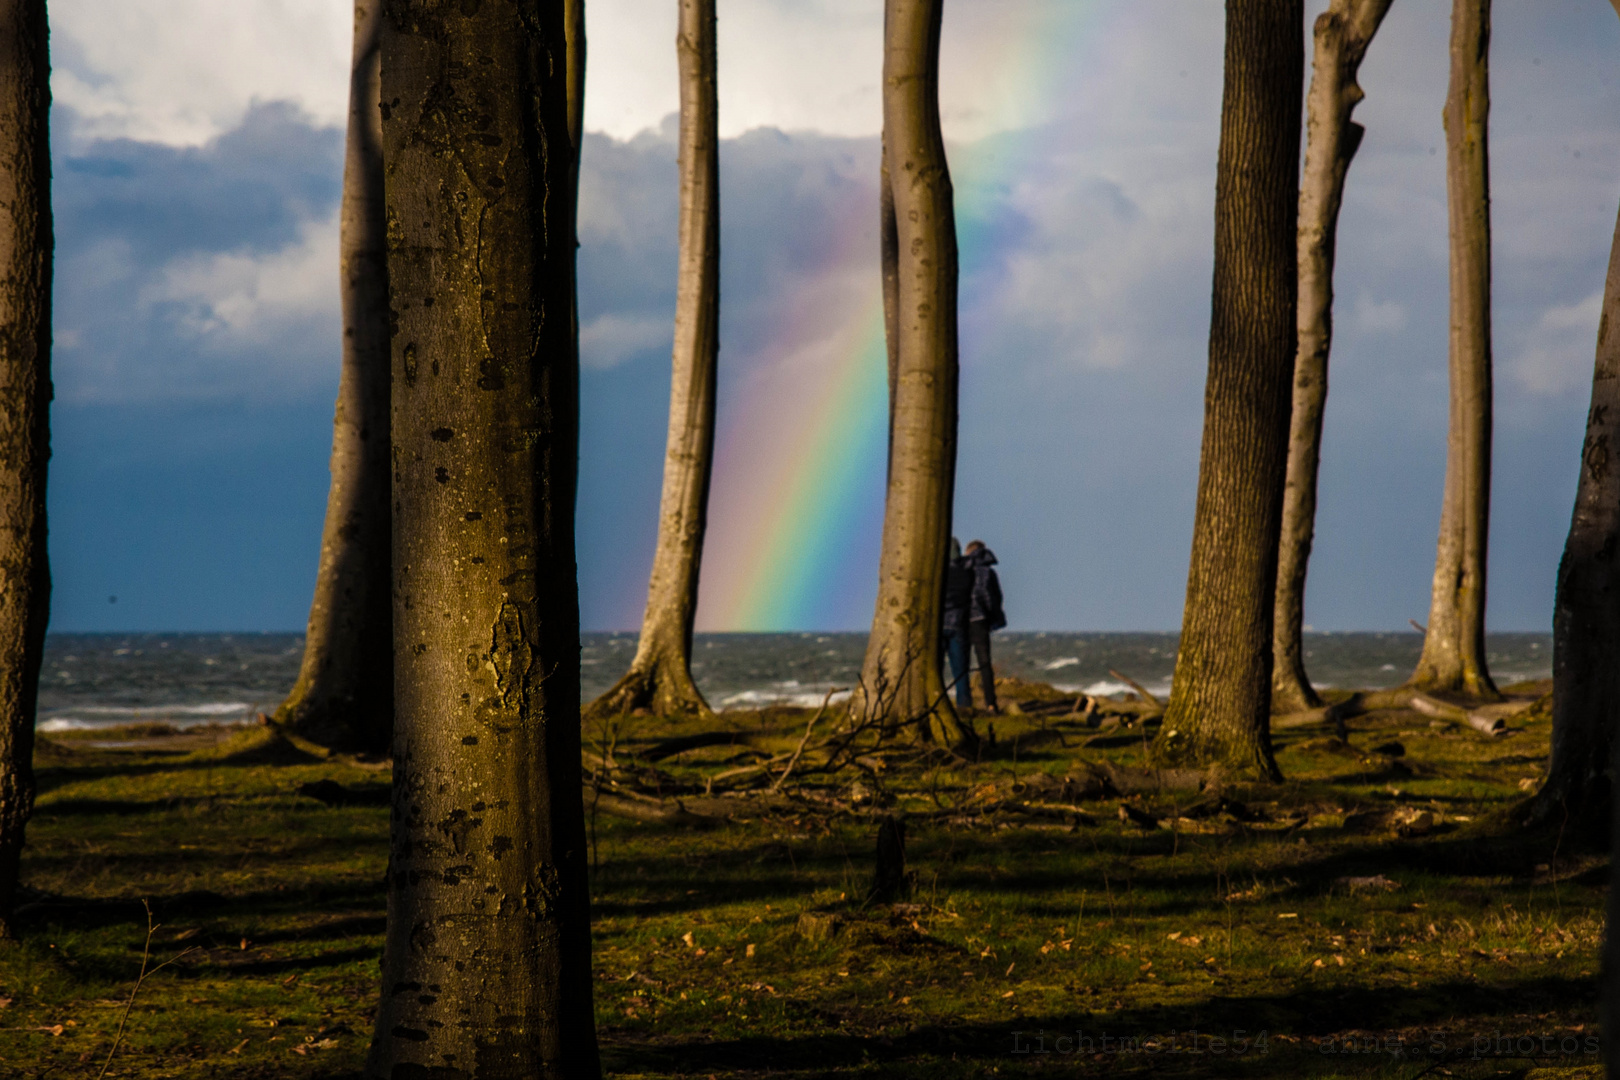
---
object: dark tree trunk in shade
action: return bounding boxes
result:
[272,0,393,754]
[1603,21,1620,1066]
[869,815,909,904]
[1409,0,1498,701]
[0,0,48,940]
[1153,0,1302,778]
[852,0,971,748]
[366,1,599,1075]
[591,0,717,719]
[1530,200,1620,836]
[1272,0,1393,714]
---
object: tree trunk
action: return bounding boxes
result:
[1153,0,1302,779]
[1528,199,1620,832]
[0,0,48,940]
[1272,0,1393,715]
[367,1,600,1076]
[272,0,393,755]
[591,0,717,720]
[851,0,970,749]
[1409,0,1498,701]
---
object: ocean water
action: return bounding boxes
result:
[36,631,1553,732]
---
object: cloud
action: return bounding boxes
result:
[1510,291,1603,397]
[1351,293,1408,336]
[581,312,672,371]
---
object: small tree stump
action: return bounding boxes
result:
[869,814,910,904]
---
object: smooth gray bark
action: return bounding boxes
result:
[592,0,718,719]
[1409,0,1498,701]
[1272,0,1394,714]
[853,0,969,747]
[273,0,393,753]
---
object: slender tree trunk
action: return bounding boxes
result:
[881,135,899,464]
[1153,0,1302,779]
[852,0,970,748]
[0,0,48,940]
[367,1,599,1075]
[1604,8,1620,1074]
[1272,0,1393,714]
[1528,197,1620,833]
[273,0,393,754]
[1409,0,1498,701]
[591,0,717,720]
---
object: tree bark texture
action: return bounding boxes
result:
[1272,0,1393,714]
[273,0,394,755]
[853,0,969,748]
[1530,197,1620,833]
[367,2,599,1076]
[1410,0,1498,700]
[0,0,48,939]
[592,0,717,719]
[1154,0,1302,779]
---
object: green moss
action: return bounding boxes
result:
[1,686,1598,1078]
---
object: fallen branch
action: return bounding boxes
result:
[771,689,841,793]
[1108,669,1161,708]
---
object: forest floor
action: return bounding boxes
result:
[0,675,1605,1079]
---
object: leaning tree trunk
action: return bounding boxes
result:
[1527,196,1620,833]
[0,0,49,940]
[1272,0,1394,714]
[1409,0,1498,701]
[1152,0,1302,779]
[366,1,600,1076]
[272,0,393,754]
[851,0,970,749]
[591,0,717,720]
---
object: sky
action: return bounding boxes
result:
[42,0,1620,634]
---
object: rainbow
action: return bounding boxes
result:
[696,2,1126,630]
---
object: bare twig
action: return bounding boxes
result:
[771,689,842,793]
[98,900,200,1080]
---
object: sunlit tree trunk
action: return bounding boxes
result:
[592,0,717,719]
[0,0,48,940]
[366,1,599,1075]
[272,0,393,754]
[852,0,969,748]
[1272,0,1393,714]
[1153,0,1302,778]
[1409,0,1498,701]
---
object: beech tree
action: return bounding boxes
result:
[1153,0,1302,778]
[1532,0,1620,835]
[272,0,392,754]
[593,0,718,719]
[0,0,48,939]
[1272,0,1394,714]
[852,0,971,748]
[1409,0,1498,700]
[366,1,599,1075]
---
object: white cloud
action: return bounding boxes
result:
[1510,291,1603,397]
[1351,293,1408,336]
[51,0,349,146]
[580,312,671,371]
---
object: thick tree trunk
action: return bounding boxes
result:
[1529,198,1620,833]
[1272,0,1393,714]
[591,0,717,720]
[852,0,970,749]
[0,0,48,940]
[367,2,600,1076]
[1153,0,1302,779]
[273,0,393,754]
[1409,0,1498,701]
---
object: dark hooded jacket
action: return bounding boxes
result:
[965,547,1006,630]
[942,554,974,633]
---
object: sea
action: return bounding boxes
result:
[34,631,1554,733]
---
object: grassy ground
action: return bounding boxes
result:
[0,679,1604,1079]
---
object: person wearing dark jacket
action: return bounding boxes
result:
[964,540,1005,712]
[940,538,974,709]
